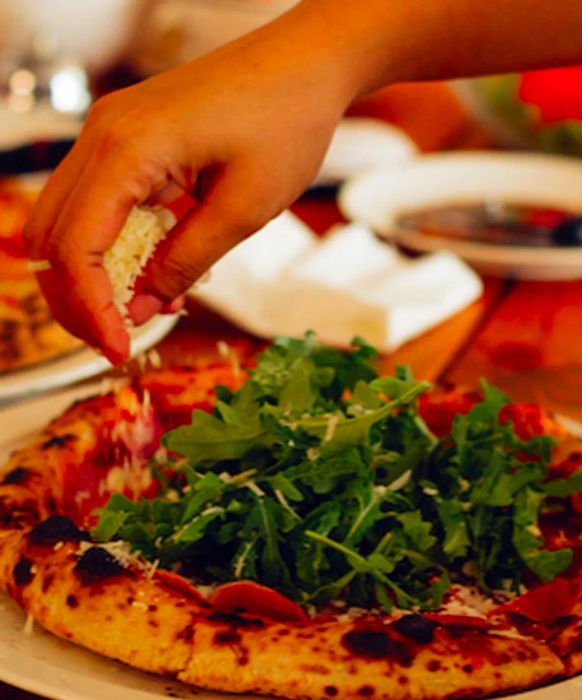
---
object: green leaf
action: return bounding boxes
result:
[180,472,225,523]
[163,408,270,464]
[396,511,437,552]
[370,376,425,399]
[513,488,572,581]
[91,510,129,542]
[543,471,582,497]
[278,362,316,415]
[438,500,471,560]
[173,507,225,544]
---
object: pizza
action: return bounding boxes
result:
[0,181,80,373]
[0,336,581,700]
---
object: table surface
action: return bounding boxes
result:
[2,82,582,699]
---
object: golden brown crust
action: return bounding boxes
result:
[0,370,579,700]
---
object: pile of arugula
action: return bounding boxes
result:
[94,334,582,611]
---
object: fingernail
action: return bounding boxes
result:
[161,295,185,314]
[127,293,164,325]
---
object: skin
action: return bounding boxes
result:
[24,0,582,364]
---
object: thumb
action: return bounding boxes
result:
[127,166,272,323]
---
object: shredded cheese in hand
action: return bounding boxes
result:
[103,206,176,318]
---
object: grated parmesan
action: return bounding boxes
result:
[323,414,339,443]
[103,205,176,318]
[23,612,34,637]
[27,259,52,272]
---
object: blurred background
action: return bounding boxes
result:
[0,0,580,170]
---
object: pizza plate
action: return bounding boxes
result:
[0,313,179,406]
[338,151,582,279]
[0,386,581,700]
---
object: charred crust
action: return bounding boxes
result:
[74,546,125,585]
[213,629,242,645]
[176,625,194,643]
[42,573,55,593]
[392,614,436,645]
[207,611,265,629]
[324,687,338,697]
[30,515,87,546]
[66,594,79,608]
[41,434,76,450]
[341,629,414,665]
[0,497,40,529]
[1,467,29,485]
[13,557,34,586]
[45,496,58,514]
[357,686,375,697]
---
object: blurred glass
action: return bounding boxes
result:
[0,0,149,121]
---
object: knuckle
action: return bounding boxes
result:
[85,94,116,127]
[96,124,131,157]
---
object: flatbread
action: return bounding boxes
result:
[0,365,580,700]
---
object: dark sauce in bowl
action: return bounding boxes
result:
[396,203,582,248]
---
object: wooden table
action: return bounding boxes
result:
[3,82,582,699]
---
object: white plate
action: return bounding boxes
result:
[0,387,580,700]
[339,151,582,279]
[0,313,178,406]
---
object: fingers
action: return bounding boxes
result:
[23,134,94,258]
[128,164,272,324]
[128,293,185,326]
[36,145,166,363]
[36,265,130,365]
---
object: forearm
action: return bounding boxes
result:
[278,0,582,98]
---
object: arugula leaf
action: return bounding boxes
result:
[513,488,572,581]
[543,471,582,497]
[94,333,581,611]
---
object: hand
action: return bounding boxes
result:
[24,10,360,364]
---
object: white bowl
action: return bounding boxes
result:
[339,151,582,280]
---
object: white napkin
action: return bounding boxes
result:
[193,212,483,352]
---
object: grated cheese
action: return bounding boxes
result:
[323,415,339,443]
[216,340,241,379]
[387,470,412,492]
[23,612,34,637]
[103,205,176,318]
[147,349,162,369]
[26,259,52,272]
[146,559,160,581]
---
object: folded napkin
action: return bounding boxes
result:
[193,212,483,352]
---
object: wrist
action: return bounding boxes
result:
[288,0,405,100]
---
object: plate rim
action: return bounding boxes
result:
[338,151,582,279]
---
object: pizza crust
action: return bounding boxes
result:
[0,368,579,700]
